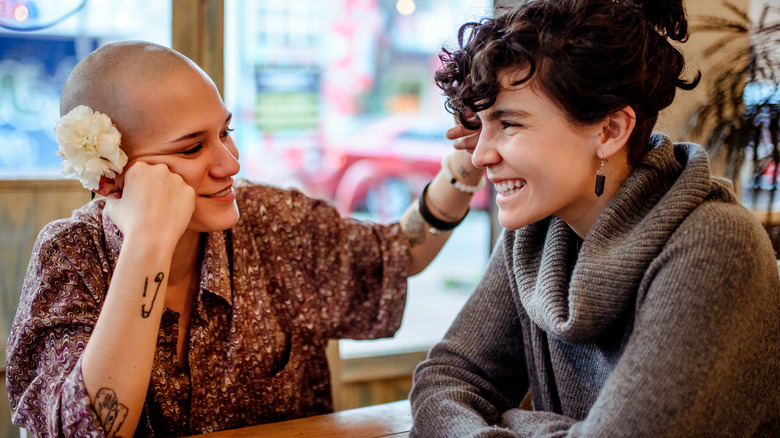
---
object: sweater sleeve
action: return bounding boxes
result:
[410,236,531,437]
[6,225,110,437]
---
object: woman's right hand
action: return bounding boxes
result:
[83,164,195,438]
[446,124,481,154]
[103,161,196,247]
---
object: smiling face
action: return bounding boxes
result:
[118,65,241,234]
[472,69,607,234]
[60,42,242,236]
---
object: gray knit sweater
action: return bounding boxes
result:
[410,134,780,437]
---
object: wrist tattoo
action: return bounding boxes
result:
[403,210,428,247]
[458,166,472,180]
[141,272,164,318]
[95,388,128,437]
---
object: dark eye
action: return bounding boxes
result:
[220,127,235,138]
[181,144,203,155]
[501,121,521,129]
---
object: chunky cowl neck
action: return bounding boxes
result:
[510,133,737,343]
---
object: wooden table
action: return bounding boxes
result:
[196,400,412,437]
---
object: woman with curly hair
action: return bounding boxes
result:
[410,0,780,436]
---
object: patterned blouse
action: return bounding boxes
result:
[6,181,410,437]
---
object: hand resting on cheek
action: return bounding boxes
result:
[100,161,196,246]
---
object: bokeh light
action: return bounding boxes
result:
[396,0,415,15]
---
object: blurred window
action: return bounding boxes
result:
[0,0,171,177]
[224,0,494,358]
[0,2,170,435]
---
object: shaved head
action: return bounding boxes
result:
[60,41,214,143]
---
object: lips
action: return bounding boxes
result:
[204,186,233,197]
[494,179,526,196]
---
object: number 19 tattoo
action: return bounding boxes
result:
[141,272,164,318]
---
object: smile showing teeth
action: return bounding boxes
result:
[494,180,526,196]
[206,188,231,197]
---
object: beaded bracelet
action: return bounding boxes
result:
[418,181,468,235]
[441,153,487,194]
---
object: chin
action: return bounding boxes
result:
[498,210,531,231]
[193,206,240,232]
[215,211,240,231]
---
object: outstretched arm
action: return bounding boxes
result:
[401,126,484,275]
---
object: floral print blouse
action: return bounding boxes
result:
[6,181,410,437]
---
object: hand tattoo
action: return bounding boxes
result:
[458,165,473,180]
[95,388,128,437]
[141,272,164,318]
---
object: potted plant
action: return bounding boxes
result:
[686,0,780,256]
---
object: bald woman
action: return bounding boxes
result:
[6,41,485,436]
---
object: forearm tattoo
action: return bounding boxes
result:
[403,209,428,247]
[95,388,128,437]
[141,272,164,318]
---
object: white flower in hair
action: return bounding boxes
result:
[54,105,127,191]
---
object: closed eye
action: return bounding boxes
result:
[180,144,203,155]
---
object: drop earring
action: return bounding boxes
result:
[595,159,605,197]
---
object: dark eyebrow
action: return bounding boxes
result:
[484,108,531,122]
[170,113,233,143]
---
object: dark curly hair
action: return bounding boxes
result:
[436,0,700,167]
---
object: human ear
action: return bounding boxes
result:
[598,106,636,159]
[94,176,122,198]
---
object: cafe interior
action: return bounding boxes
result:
[0,0,777,436]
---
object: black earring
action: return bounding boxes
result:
[595,159,605,197]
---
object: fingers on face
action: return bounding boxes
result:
[452,131,480,153]
[447,124,481,140]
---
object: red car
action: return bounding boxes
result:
[282,114,489,221]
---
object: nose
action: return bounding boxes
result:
[210,139,241,178]
[471,127,500,169]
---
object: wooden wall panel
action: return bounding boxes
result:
[0,179,89,369]
[172,0,225,96]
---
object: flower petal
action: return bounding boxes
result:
[54,105,125,190]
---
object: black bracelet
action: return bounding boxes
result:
[418,181,468,233]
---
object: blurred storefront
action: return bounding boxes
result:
[225,0,492,219]
[223,0,495,359]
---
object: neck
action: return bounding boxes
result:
[567,161,634,239]
[169,229,203,286]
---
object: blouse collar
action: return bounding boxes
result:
[101,207,234,307]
